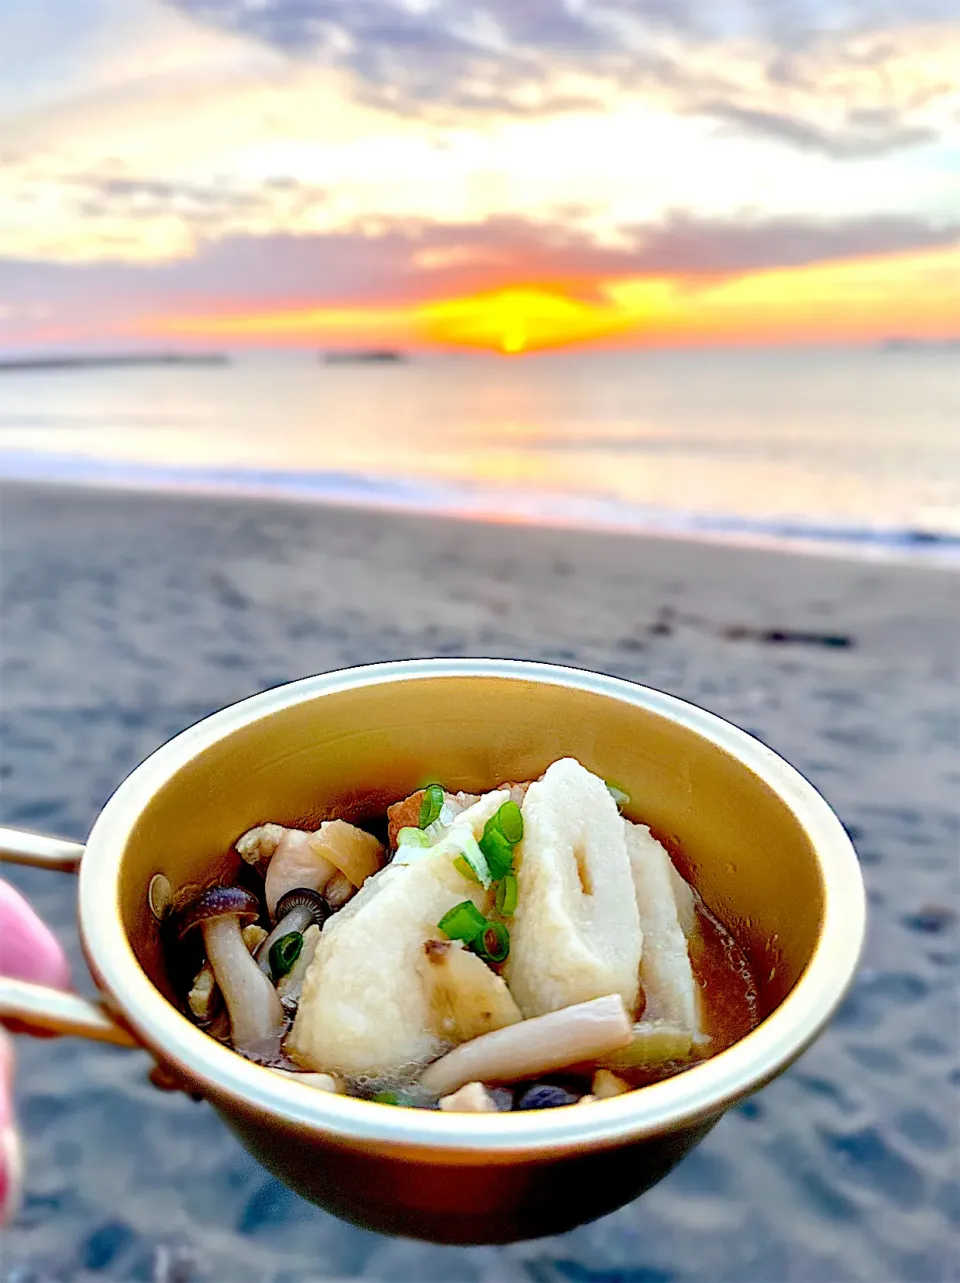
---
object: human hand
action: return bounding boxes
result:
[0,877,72,1226]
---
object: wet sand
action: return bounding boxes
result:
[1,482,957,1283]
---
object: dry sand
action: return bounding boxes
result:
[0,482,957,1283]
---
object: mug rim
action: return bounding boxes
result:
[79,658,865,1158]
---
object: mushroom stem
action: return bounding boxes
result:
[277,924,321,1003]
[201,916,285,1056]
[256,905,316,976]
[419,994,633,1098]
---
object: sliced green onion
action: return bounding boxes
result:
[497,800,524,845]
[495,872,518,917]
[397,826,431,848]
[437,900,487,944]
[418,783,444,829]
[373,1089,418,1107]
[269,931,303,980]
[606,781,631,809]
[453,834,492,889]
[479,822,514,880]
[472,920,510,964]
[453,855,479,884]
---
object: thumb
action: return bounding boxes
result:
[0,877,72,1226]
[0,878,72,991]
[0,1028,22,1227]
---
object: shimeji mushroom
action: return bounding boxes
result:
[178,887,285,1058]
[187,923,268,1026]
[419,994,633,1098]
[256,888,329,979]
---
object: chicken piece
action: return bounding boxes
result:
[591,1068,631,1099]
[386,791,426,847]
[286,791,510,1078]
[623,820,699,1032]
[503,759,642,1018]
[310,820,385,889]
[438,1082,500,1113]
[386,789,479,849]
[236,823,286,867]
[235,824,357,918]
[262,828,340,919]
[187,966,217,1023]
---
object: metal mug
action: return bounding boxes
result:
[0,659,865,1244]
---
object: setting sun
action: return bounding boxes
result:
[415,286,638,354]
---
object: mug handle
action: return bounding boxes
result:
[0,827,140,1048]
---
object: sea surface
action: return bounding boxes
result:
[0,347,958,561]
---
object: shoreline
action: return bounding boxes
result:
[1,460,956,572]
[3,478,956,669]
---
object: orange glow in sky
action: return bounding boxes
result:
[146,245,960,353]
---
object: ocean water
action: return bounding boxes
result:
[0,347,957,560]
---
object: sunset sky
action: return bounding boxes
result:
[2,0,958,354]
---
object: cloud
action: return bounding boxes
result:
[166,0,960,157]
[70,173,328,224]
[1,163,330,261]
[701,102,939,158]
[2,210,956,339]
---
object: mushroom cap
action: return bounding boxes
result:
[274,886,330,928]
[177,885,261,940]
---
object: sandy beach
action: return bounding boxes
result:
[1,481,957,1283]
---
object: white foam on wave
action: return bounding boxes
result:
[1,448,958,567]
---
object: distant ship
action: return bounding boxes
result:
[320,349,408,365]
[0,352,230,373]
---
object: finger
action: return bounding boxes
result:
[0,1028,23,1227]
[0,878,72,990]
